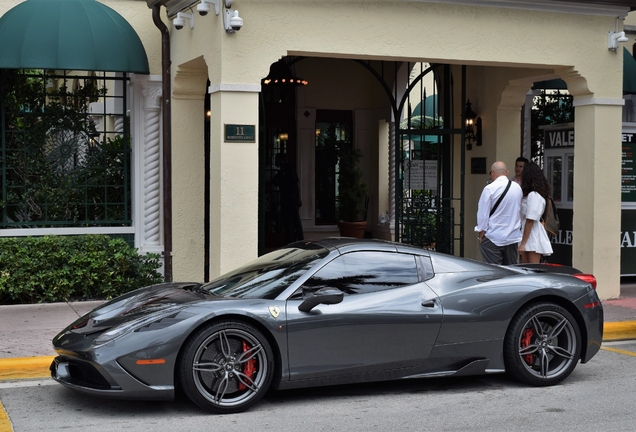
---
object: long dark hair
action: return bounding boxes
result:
[521,162,550,199]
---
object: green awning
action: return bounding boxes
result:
[623,47,636,94]
[533,47,636,95]
[0,0,149,73]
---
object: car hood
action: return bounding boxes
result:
[64,282,220,334]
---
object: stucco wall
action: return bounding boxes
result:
[2,0,625,297]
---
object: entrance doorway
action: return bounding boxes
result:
[257,58,467,256]
[395,64,465,255]
[259,60,299,253]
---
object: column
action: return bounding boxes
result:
[572,99,623,299]
[131,75,164,261]
[209,84,261,277]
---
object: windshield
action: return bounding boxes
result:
[201,245,329,299]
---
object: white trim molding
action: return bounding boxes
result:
[208,83,262,94]
[0,227,135,237]
[573,97,626,107]
[408,0,629,17]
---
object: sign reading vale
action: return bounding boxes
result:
[545,129,574,149]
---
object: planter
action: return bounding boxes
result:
[337,221,367,238]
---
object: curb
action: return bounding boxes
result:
[0,357,54,381]
[1,321,635,382]
[603,321,636,341]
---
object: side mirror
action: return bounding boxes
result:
[298,288,344,312]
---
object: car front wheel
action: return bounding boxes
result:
[178,320,274,414]
[504,302,581,386]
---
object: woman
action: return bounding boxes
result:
[518,162,553,263]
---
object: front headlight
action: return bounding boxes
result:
[93,306,187,346]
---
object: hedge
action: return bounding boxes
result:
[0,235,164,304]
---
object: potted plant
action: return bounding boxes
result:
[337,141,368,237]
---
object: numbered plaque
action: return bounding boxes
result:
[225,124,255,142]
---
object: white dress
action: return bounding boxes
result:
[520,192,553,255]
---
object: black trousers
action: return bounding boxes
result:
[479,236,518,265]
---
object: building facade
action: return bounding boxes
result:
[1,0,633,300]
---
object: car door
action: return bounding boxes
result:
[285,250,442,382]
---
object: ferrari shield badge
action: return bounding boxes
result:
[268,306,280,319]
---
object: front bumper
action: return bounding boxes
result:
[50,355,174,400]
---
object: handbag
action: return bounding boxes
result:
[540,197,560,237]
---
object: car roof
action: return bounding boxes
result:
[288,237,430,256]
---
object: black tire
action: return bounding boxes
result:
[178,320,274,414]
[504,302,581,386]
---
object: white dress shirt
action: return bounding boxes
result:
[475,176,523,246]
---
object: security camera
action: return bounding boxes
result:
[224,0,234,7]
[608,30,629,50]
[174,12,194,30]
[197,2,210,16]
[173,16,185,30]
[225,9,243,32]
[198,0,220,16]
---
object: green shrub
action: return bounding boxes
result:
[0,235,164,304]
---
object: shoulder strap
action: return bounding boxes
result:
[490,180,512,217]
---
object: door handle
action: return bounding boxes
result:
[421,300,436,308]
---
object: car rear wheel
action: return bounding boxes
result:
[504,302,581,386]
[178,320,274,414]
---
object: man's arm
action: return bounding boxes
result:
[475,187,492,241]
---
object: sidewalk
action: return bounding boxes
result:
[598,280,636,341]
[1,283,636,381]
[0,301,104,381]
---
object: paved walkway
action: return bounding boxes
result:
[1,283,635,381]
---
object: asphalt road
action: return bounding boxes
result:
[1,342,635,432]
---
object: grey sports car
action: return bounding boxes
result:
[50,238,603,414]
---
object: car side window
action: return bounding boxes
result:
[417,255,435,281]
[294,251,419,298]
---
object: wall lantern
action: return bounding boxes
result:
[464,100,482,150]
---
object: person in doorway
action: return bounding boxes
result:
[475,161,523,265]
[271,153,304,244]
[518,162,553,263]
[512,156,528,185]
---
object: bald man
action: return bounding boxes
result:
[475,161,523,265]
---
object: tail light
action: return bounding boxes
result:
[573,274,597,290]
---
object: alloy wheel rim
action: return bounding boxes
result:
[192,328,267,407]
[517,310,576,379]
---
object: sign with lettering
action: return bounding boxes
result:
[404,160,424,190]
[622,210,636,275]
[225,124,255,142]
[544,207,636,275]
[544,208,573,266]
[622,133,636,202]
[404,160,437,192]
[545,128,574,149]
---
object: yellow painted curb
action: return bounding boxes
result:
[603,321,636,341]
[0,401,12,432]
[0,356,54,381]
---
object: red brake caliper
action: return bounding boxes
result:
[238,340,256,391]
[521,328,534,364]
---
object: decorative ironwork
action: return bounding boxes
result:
[1,69,131,228]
